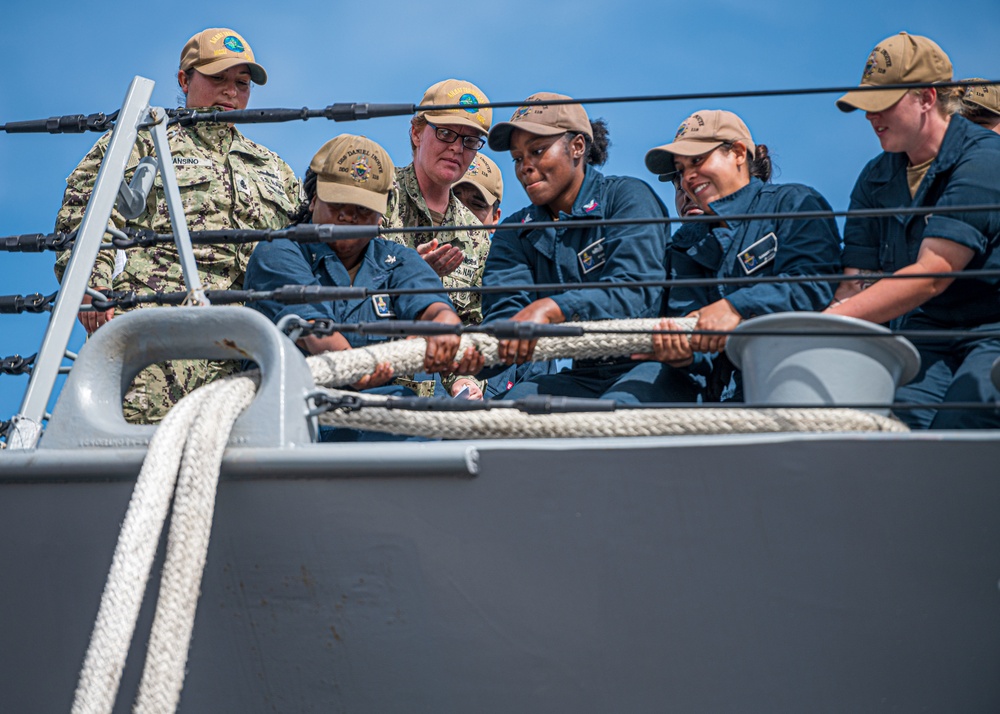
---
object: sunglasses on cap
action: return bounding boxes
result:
[658,171,682,189]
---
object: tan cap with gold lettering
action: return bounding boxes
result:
[180,28,267,85]
[417,79,492,135]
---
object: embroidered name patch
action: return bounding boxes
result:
[738,232,778,275]
[172,156,211,167]
[578,238,607,274]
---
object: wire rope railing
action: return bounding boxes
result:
[3,79,998,134]
[3,76,1000,445]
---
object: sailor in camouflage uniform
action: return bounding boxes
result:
[383,79,493,328]
[383,79,493,397]
[54,27,300,424]
[452,152,504,231]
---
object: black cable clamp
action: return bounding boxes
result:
[0,292,57,314]
[1,353,36,376]
[474,321,586,339]
[89,291,134,311]
[0,231,75,253]
[307,389,363,416]
[1,109,118,134]
[112,228,160,248]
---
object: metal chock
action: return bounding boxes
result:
[41,306,317,450]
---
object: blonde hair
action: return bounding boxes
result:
[909,86,965,118]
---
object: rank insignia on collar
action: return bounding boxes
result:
[385,255,396,264]
[583,199,599,213]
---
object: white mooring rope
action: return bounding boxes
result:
[316,388,908,437]
[70,376,257,714]
[306,317,697,388]
[72,316,907,712]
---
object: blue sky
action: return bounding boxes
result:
[1,0,998,423]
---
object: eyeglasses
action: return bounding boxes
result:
[427,122,486,151]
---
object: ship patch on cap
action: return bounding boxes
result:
[675,113,707,139]
[350,156,371,183]
[863,47,893,80]
[460,94,480,113]
[223,35,245,53]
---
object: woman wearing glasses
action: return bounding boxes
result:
[641,110,841,400]
[383,78,493,398]
[384,79,493,324]
[482,93,696,403]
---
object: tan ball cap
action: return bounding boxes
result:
[454,153,504,206]
[417,79,492,135]
[309,135,395,215]
[963,78,1000,117]
[180,28,267,85]
[488,92,592,151]
[644,110,755,176]
[836,32,952,113]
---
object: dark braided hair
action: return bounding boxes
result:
[747,144,772,182]
[718,140,772,182]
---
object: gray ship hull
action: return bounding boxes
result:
[3,432,999,712]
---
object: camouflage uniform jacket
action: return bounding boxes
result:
[382,163,490,326]
[56,119,300,291]
[54,118,300,422]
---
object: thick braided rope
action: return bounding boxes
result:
[133,376,257,713]
[305,317,908,435]
[70,379,228,714]
[316,389,909,437]
[306,317,695,388]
